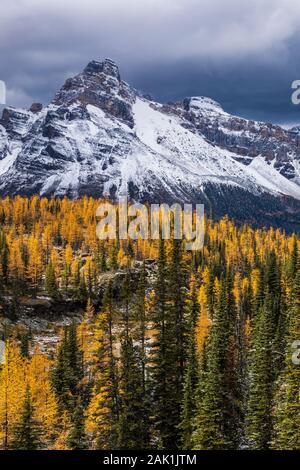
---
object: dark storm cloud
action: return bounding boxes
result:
[1,0,300,124]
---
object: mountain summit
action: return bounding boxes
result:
[1,59,300,230]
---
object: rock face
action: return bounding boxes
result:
[180,97,300,181]
[53,59,135,128]
[1,58,300,230]
[29,103,43,114]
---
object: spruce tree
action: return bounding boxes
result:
[272,257,300,449]
[179,333,198,449]
[246,292,274,449]
[288,236,298,281]
[265,250,281,328]
[87,281,119,450]
[52,329,71,412]
[52,323,84,412]
[66,321,84,399]
[179,275,199,449]
[12,386,42,450]
[0,232,9,285]
[19,329,31,358]
[45,262,59,299]
[223,271,242,449]
[168,239,188,391]
[192,278,229,449]
[118,335,150,449]
[151,239,175,448]
[134,261,147,393]
[66,399,87,450]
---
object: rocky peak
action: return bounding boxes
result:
[52,58,135,127]
[183,96,225,115]
[29,102,43,114]
[83,58,121,81]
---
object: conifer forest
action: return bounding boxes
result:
[0,197,299,451]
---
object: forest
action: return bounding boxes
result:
[0,196,299,450]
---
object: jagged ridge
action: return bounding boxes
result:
[1,58,300,231]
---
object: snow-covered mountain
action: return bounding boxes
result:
[1,58,300,230]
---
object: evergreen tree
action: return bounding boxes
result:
[179,333,198,449]
[273,257,300,449]
[52,329,72,412]
[288,236,298,281]
[52,323,84,412]
[151,239,174,448]
[98,241,107,272]
[223,271,242,449]
[66,321,84,398]
[66,399,87,450]
[246,292,274,449]
[0,232,9,285]
[19,329,31,358]
[118,335,150,449]
[12,386,42,450]
[179,275,199,449]
[168,239,188,392]
[192,279,229,449]
[127,240,134,260]
[265,250,281,327]
[86,281,119,450]
[45,261,59,299]
[134,261,147,393]
[117,266,150,448]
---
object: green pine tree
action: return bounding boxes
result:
[89,280,120,450]
[134,261,147,393]
[52,329,73,412]
[151,239,174,448]
[118,335,150,449]
[52,322,84,412]
[246,292,274,449]
[272,257,300,449]
[179,275,199,449]
[45,262,59,299]
[192,279,229,450]
[66,399,87,450]
[12,386,42,450]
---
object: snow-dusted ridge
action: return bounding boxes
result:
[1,58,300,230]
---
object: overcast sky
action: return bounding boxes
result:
[1,0,300,124]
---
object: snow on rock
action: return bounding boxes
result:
[188,96,226,116]
[0,59,300,228]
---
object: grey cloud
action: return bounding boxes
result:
[1,0,300,123]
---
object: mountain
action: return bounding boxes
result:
[1,58,300,230]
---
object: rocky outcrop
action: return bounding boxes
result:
[177,96,300,180]
[30,103,43,114]
[53,58,135,127]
